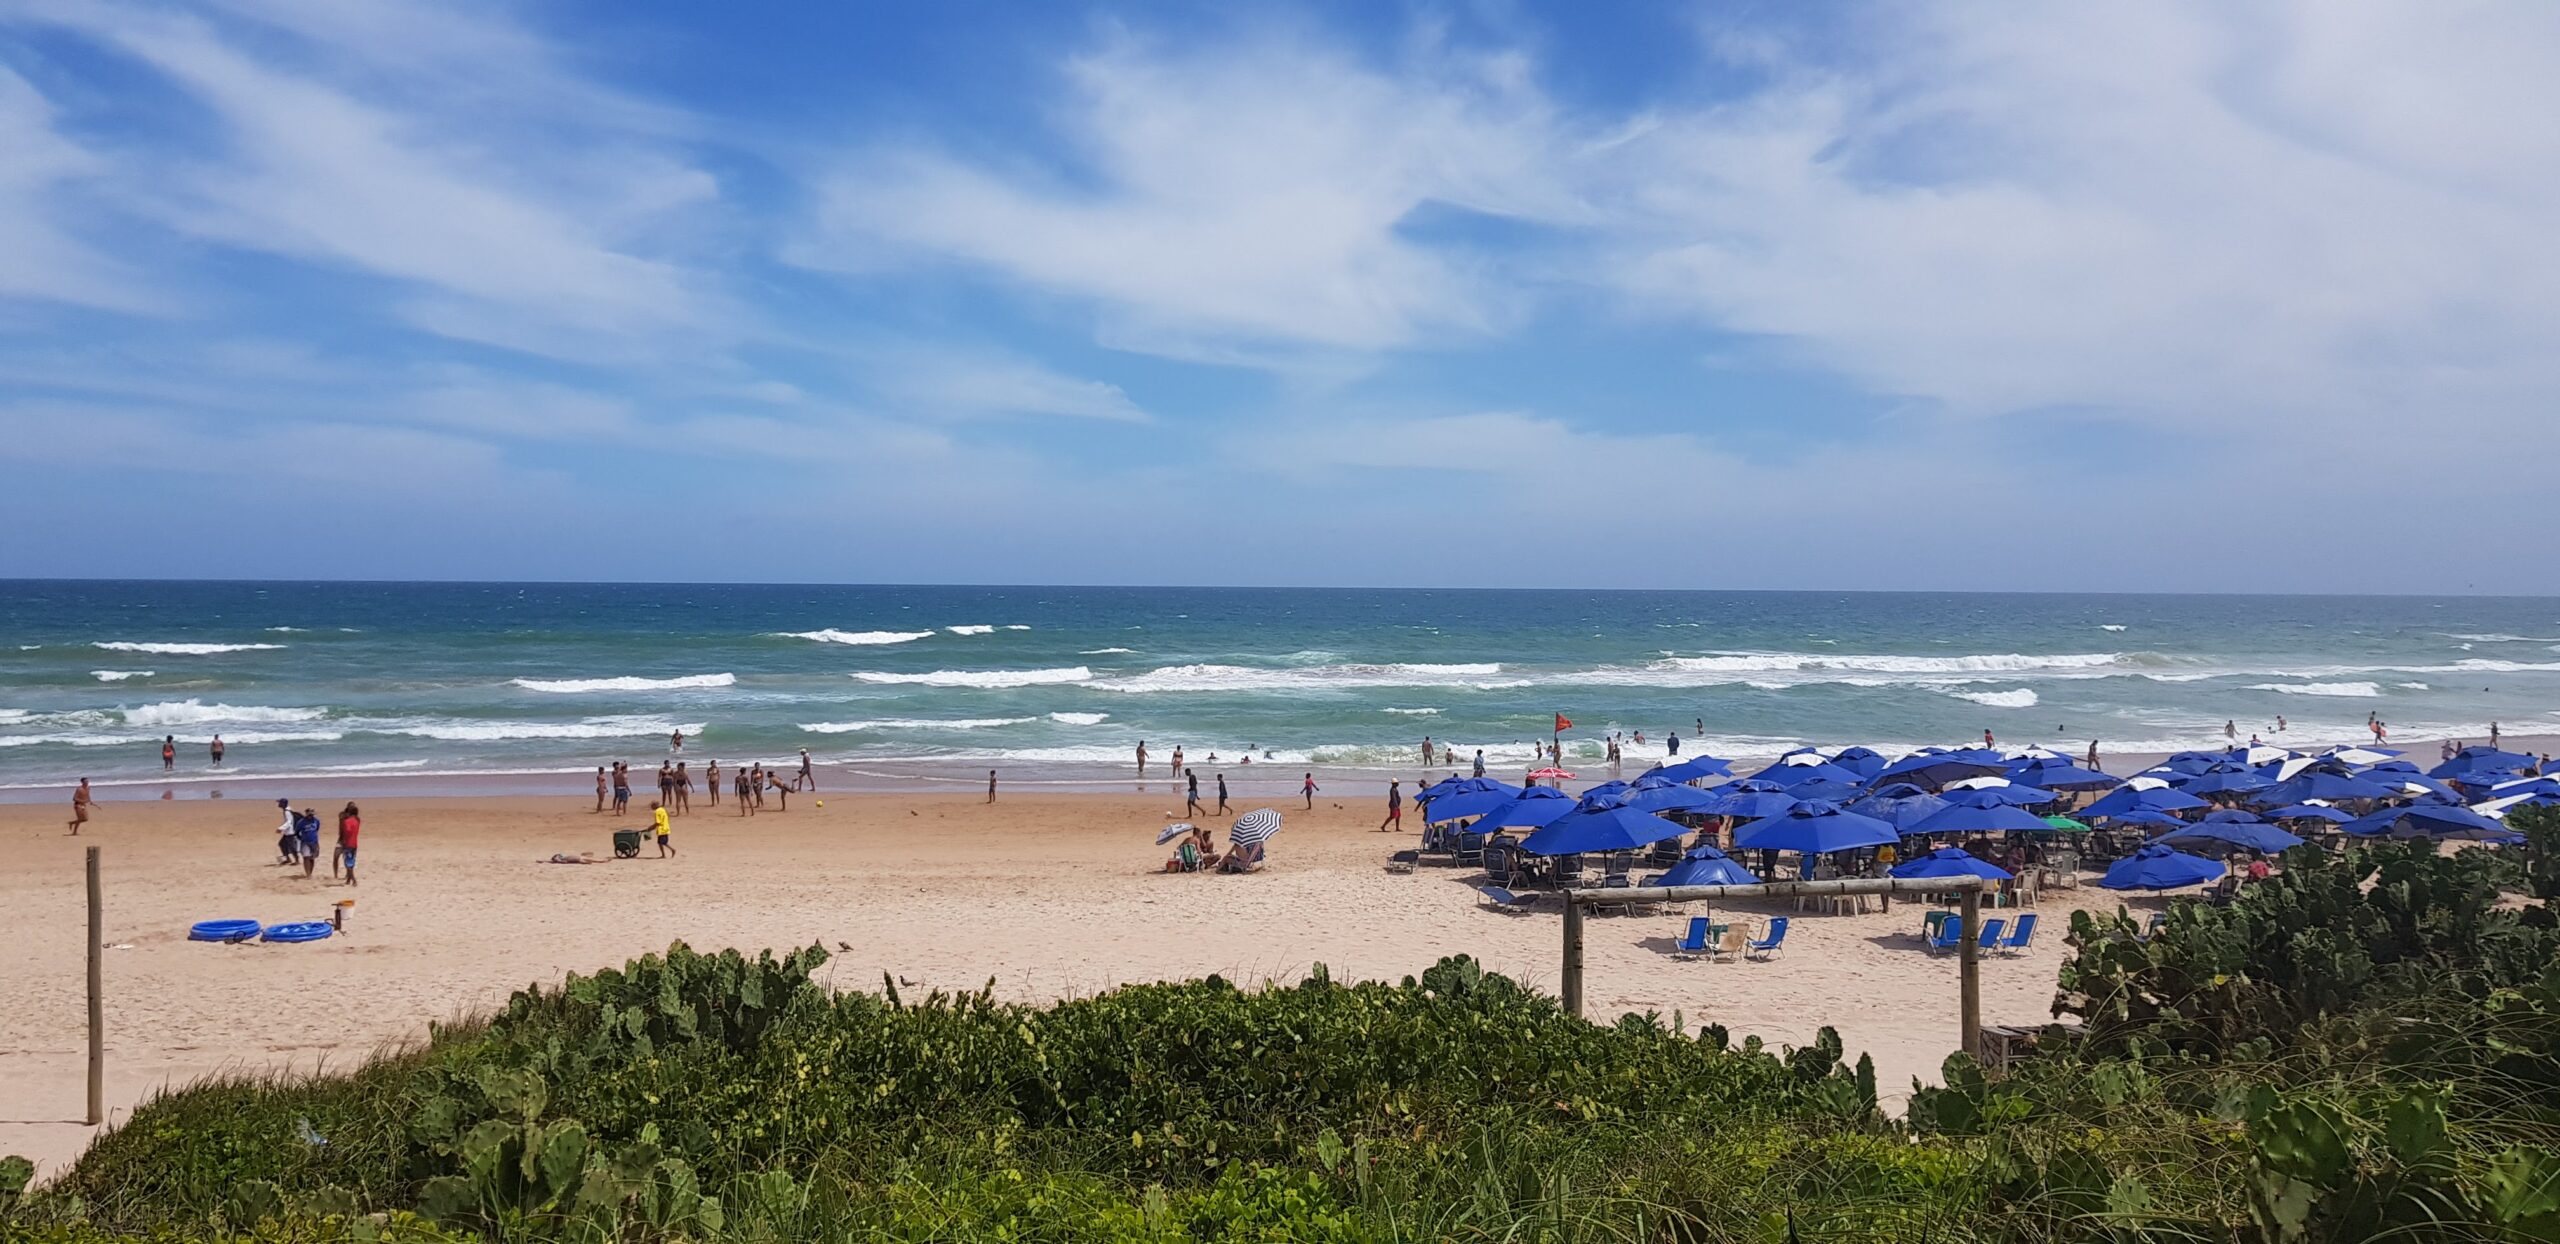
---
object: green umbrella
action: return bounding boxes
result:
[2039,815,2093,833]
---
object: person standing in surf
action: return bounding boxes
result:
[210,735,225,765]
[162,736,175,772]
[1136,740,1148,776]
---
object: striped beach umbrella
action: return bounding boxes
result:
[1230,808,1283,848]
[1156,822,1195,845]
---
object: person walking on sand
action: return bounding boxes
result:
[613,763,631,815]
[68,778,92,835]
[1303,772,1319,809]
[1185,771,1203,817]
[2491,721,2502,749]
[274,798,297,864]
[1380,780,1402,832]
[210,735,225,765]
[706,759,721,806]
[651,800,674,857]
[987,769,998,803]
[798,748,816,791]
[335,802,360,885]
[1215,773,1230,814]
[657,761,675,814]
[749,763,765,808]
[2087,740,2102,771]
[161,735,175,772]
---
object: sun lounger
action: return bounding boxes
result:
[1745,917,1789,960]
[1478,885,1538,912]
[1591,874,1632,915]
[1997,913,2038,955]
[1385,849,1419,875]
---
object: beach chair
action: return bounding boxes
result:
[1601,850,1634,880]
[1454,832,1487,867]
[1745,917,1789,961]
[1711,927,1748,962]
[1645,838,1685,869]
[1920,910,1955,942]
[1976,918,2007,953]
[1482,844,1515,889]
[1478,885,1538,912]
[1925,919,1964,954]
[1672,916,1712,959]
[1997,913,2038,956]
[1591,874,1634,915]
[1384,849,1419,875]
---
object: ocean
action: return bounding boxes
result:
[3,581,2555,800]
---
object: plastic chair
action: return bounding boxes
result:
[1997,912,2038,955]
[1745,917,1789,960]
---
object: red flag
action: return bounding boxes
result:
[1554,713,1572,732]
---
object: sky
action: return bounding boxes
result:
[1,1,2555,591]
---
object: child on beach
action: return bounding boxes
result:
[1303,772,1319,809]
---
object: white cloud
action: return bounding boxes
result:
[800,28,1581,356]
[869,345,1149,423]
[0,65,166,312]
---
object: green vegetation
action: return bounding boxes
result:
[9,811,2560,1241]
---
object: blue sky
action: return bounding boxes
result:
[3,1,2554,590]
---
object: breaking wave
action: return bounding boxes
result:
[1094,663,1504,694]
[122,700,328,726]
[1048,712,1109,725]
[91,670,153,682]
[92,641,285,655]
[800,718,1035,733]
[853,667,1093,689]
[512,673,736,694]
[2245,681,2383,698]
[774,629,933,646]
[1947,688,2039,708]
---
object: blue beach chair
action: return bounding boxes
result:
[1925,919,1964,954]
[1672,916,1712,960]
[1745,917,1789,961]
[1997,913,2038,956]
[1477,885,1537,912]
[1977,918,2007,953]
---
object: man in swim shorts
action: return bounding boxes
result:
[295,807,322,878]
[1379,780,1402,832]
[69,778,92,835]
[652,800,674,857]
[336,802,361,887]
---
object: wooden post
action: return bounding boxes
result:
[1561,894,1585,1019]
[1957,886,1982,1061]
[86,845,103,1126]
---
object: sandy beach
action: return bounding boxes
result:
[0,778,2149,1178]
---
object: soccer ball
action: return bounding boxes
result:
[815,800,824,808]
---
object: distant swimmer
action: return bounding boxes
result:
[2224,720,2236,741]
[1136,740,1148,775]
[161,735,175,772]
[671,728,684,752]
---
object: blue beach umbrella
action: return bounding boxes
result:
[2430,746,2535,780]
[1731,800,1899,855]
[2004,759,2121,791]
[2341,802,2522,842]
[1747,758,1866,788]
[1647,755,1735,784]
[2101,808,2191,830]
[1709,788,1804,819]
[1890,847,2014,882]
[1625,782,1726,814]
[1905,799,2058,838]
[1875,748,2009,788]
[2265,803,2353,824]
[2082,784,2209,819]
[1652,845,1760,888]
[2176,765,2273,797]
[1470,787,1577,832]
[1846,783,1950,831]
[1780,778,1864,803]
[2149,820,2304,854]
[1939,783,2061,807]
[2098,846,2227,891]
[1830,746,1888,779]
[2258,769,2400,806]
[1517,794,1689,857]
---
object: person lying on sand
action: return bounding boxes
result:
[542,852,603,864]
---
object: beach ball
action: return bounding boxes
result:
[815,800,824,808]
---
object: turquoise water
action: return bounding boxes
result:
[3,582,2555,798]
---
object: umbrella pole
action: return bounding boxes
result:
[1958,888,1982,1060]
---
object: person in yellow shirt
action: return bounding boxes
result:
[651,800,675,858]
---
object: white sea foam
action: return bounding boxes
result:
[0,709,26,722]
[317,759,433,772]
[1652,651,2125,676]
[384,716,704,742]
[512,673,736,694]
[1094,663,1502,693]
[1048,712,1109,725]
[1005,625,1030,631]
[1080,647,1135,655]
[2100,624,2128,632]
[853,667,1093,688]
[2399,682,2430,690]
[801,717,1035,733]
[946,625,997,635]
[2443,633,2560,643]
[2141,672,2220,683]
[1384,707,1443,716]
[91,670,153,681]
[265,626,308,633]
[122,700,328,726]
[2245,681,2384,698]
[1948,688,2039,708]
[775,629,933,646]
[92,641,285,655]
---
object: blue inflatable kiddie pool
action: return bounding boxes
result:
[188,918,262,942]
[260,921,333,944]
